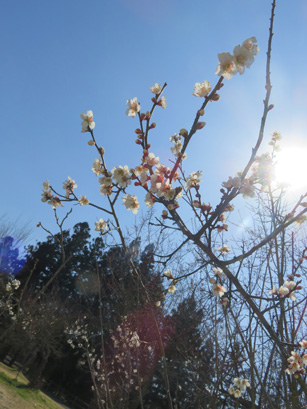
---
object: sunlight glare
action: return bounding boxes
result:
[275,146,307,191]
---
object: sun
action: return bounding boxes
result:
[274,145,307,192]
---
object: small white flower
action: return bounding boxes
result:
[95,219,108,233]
[168,285,177,294]
[185,171,202,189]
[130,332,140,347]
[80,110,95,132]
[12,279,21,290]
[299,340,307,350]
[42,180,50,191]
[79,196,89,205]
[92,158,105,176]
[122,194,140,214]
[192,81,211,97]
[63,177,77,198]
[217,244,230,255]
[215,52,238,80]
[126,97,140,118]
[212,284,227,297]
[150,83,162,94]
[213,267,224,278]
[112,166,131,188]
[145,152,159,167]
[164,269,172,278]
[145,192,155,208]
[159,96,167,109]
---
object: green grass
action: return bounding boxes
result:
[0,362,67,409]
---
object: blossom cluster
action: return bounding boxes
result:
[269,280,299,301]
[222,173,256,199]
[41,180,63,209]
[63,176,77,198]
[95,218,108,233]
[216,37,259,80]
[209,267,228,305]
[285,340,307,377]
[228,377,251,398]
[6,279,21,292]
[163,269,177,294]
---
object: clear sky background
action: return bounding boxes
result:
[1,0,307,247]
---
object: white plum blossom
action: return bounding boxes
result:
[63,177,77,198]
[95,219,108,233]
[212,284,227,297]
[169,133,181,143]
[220,297,229,307]
[278,286,290,296]
[79,196,89,205]
[271,130,282,141]
[122,194,140,214]
[171,140,183,157]
[228,386,235,396]
[159,96,167,109]
[216,38,258,80]
[299,340,307,350]
[12,279,21,290]
[138,171,149,186]
[239,181,256,199]
[217,244,230,255]
[229,378,250,397]
[145,192,155,208]
[234,378,251,391]
[145,152,159,167]
[185,171,202,189]
[157,179,176,200]
[130,332,141,347]
[155,163,170,176]
[80,111,95,132]
[215,52,238,80]
[233,37,259,74]
[168,285,177,294]
[126,97,140,118]
[164,269,172,278]
[41,189,53,203]
[213,267,224,278]
[112,166,131,188]
[192,81,212,97]
[222,175,242,189]
[99,176,113,195]
[133,165,147,176]
[149,174,163,194]
[42,180,50,191]
[150,83,162,94]
[92,158,105,176]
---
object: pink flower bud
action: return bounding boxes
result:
[196,122,206,130]
[179,128,188,137]
[211,93,220,101]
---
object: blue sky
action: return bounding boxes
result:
[1,0,307,247]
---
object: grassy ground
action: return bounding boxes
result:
[0,362,67,409]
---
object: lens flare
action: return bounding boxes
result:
[275,146,307,192]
